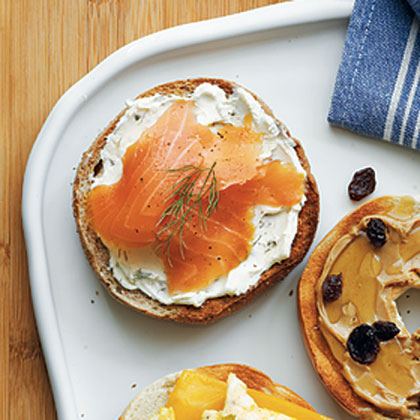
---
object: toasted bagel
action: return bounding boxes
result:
[298,195,420,419]
[73,78,319,323]
[118,363,317,420]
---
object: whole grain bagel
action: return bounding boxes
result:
[73,78,319,323]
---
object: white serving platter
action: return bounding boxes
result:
[22,1,420,419]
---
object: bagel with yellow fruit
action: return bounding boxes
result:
[119,363,332,420]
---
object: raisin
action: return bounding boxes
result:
[367,218,387,248]
[322,273,343,303]
[348,167,376,201]
[372,321,400,341]
[347,324,379,364]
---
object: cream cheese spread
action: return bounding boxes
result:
[92,83,306,307]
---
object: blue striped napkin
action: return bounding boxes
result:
[328,0,420,150]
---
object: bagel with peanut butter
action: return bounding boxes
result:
[298,195,420,419]
[118,363,332,420]
[73,78,319,323]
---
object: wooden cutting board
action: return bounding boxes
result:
[0,1,284,418]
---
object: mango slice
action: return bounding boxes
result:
[166,370,333,420]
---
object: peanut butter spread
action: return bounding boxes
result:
[317,196,420,418]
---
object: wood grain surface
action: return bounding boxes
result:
[1,1,284,418]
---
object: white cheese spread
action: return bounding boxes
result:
[204,373,294,420]
[92,83,306,307]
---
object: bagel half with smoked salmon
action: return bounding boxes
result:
[73,78,319,323]
[118,363,332,420]
[298,195,420,419]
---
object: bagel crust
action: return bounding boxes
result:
[298,196,420,419]
[73,78,319,324]
[119,363,315,420]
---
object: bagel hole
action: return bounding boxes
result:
[396,288,420,334]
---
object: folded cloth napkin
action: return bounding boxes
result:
[409,0,420,17]
[328,0,420,150]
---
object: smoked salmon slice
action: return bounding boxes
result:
[88,100,305,294]
[160,162,304,294]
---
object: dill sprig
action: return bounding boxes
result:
[155,162,219,265]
